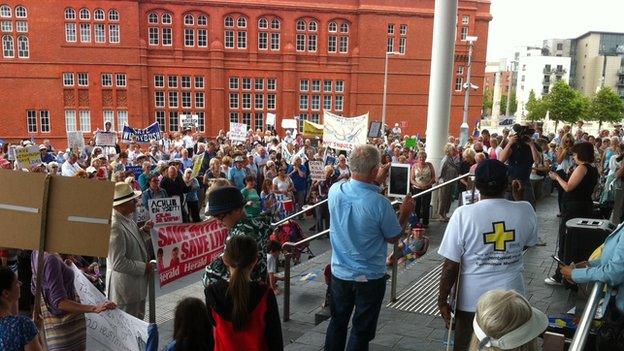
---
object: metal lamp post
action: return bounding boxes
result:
[459,36,478,146]
[382,51,401,127]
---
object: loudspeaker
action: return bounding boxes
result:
[564,218,615,264]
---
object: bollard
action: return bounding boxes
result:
[149,259,156,324]
[390,241,399,302]
[282,252,291,322]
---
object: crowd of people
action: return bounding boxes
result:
[0,119,623,351]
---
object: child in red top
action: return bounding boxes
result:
[204,236,283,351]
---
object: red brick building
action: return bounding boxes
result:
[0,0,491,147]
[484,70,512,96]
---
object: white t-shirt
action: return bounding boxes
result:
[272,177,291,193]
[267,253,277,274]
[438,198,538,312]
[183,135,194,149]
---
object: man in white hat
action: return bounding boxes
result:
[106,182,154,319]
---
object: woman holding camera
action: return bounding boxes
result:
[545,142,599,286]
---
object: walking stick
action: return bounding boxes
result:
[445,262,461,351]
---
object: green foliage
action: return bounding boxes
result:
[501,92,518,115]
[588,87,624,125]
[525,90,547,122]
[543,80,586,123]
[483,88,493,111]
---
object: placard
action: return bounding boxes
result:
[151,219,228,286]
[191,153,204,178]
[14,145,42,169]
[309,161,325,181]
[461,190,481,205]
[405,138,417,149]
[72,264,149,351]
[95,131,117,147]
[125,165,143,179]
[281,119,297,130]
[229,122,247,142]
[67,131,85,150]
[266,112,276,126]
[148,196,183,226]
[368,121,383,138]
[180,114,199,129]
[323,110,369,150]
[303,120,323,137]
[122,122,161,144]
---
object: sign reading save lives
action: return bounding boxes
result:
[148,197,183,226]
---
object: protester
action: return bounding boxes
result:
[61,151,83,177]
[287,156,309,215]
[499,124,541,208]
[411,151,436,226]
[183,168,201,223]
[241,175,261,218]
[106,182,154,319]
[324,144,414,351]
[334,155,351,181]
[266,240,283,294]
[436,143,459,221]
[438,160,538,351]
[165,297,213,351]
[204,236,283,351]
[161,165,191,222]
[470,290,548,351]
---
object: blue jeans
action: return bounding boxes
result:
[324,275,386,351]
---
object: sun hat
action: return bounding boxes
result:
[86,166,97,174]
[39,144,47,150]
[207,186,246,216]
[234,156,244,162]
[112,182,142,207]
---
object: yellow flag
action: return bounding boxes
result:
[303,120,323,137]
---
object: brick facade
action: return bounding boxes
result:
[0,0,491,147]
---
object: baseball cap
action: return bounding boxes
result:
[475,159,508,186]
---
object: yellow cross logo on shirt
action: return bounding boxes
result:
[483,222,515,252]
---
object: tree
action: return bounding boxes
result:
[525,90,547,122]
[482,87,493,112]
[544,80,586,125]
[501,92,518,116]
[588,86,624,130]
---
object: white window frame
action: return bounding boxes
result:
[311,95,320,111]
[154,75,164,87]
[229,93,239,109]
[155,91,165,108]
[181,75,191,89]
[184,28,194,47]
[387,24,394,35]
[77,73,89,86]
[181,91,192,108]
[258,31,268,50]
[162,13,172,25]
[155,111,165,130]
[299,95,308,110]
[242,77,251,90]
[300,79,309,92]
[65,110,77,132]
[103,110,114,130]
[195,92,205,108]
[339,36,348,53]
[296,34,305,52]
[195,76,204,89]
[335,80,345,93]
[270,32,279,50]
[307,34,317,52]
[79,110,91,132]
[64,8,76,20]
[399,37,406,54]
[63,72,74,86]
[237,30,247,49]
[80,23,91,43]
[108,9,119,21]
[109,24,120,43]
[162,27,172,46]
[101,73,112,87]
[168,111,178,132]
[197,29,207,47]
[148,27,159,45]
[168,91,178,108]
[115,73,126,87]
[462,15,469,25]
[328,36,336,53]
[224,30,234,48]
[335,95,344,111]
[40,110,50,133]
[328,22,337,32]
[94,24,106,43]
[117,110,128,131]
[15,21,27,33]
[27,110,37,133]
[1,21,11,32]
[168,75,178,88]
[267,78,276,91]
[400,24,408,35]
[65,23,76,42]
[229,77,239,90]
[254,93,263,109]
[148,13,158,24]
[242,93,251,109]
[255,78,264,90]
[267,94,276,110]
[94,9,105,21]
[79,8,90,20]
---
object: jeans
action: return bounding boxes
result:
[325,275,386,351]
[294,189,307,214]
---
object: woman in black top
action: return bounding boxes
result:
[546,142,599,285]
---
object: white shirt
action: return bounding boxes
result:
[438,198,538,312]
[183,135,194,149]
[61,160,83,177]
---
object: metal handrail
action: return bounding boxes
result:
[271,198,328,227]
[569,282,605,351]
[279,173,473,321]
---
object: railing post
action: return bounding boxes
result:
[390,241,399,302]
[283,252,292,322]
[149,259,156,324]
[569,282,605,351]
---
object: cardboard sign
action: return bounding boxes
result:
[125,165,143,179]
[72,264,149,351]
[266,112,276,126]
[309,161,325,181]
[229,122,247,142]
[15,145,42,169]
[46,176,115,257]
[122,122,161,143]
[95,131,117,147]
[148,196,183,226]
[323,111,369,150]
[191,153,204,178]
[180,114,199,129]
[151,219,229,286]
[67,131,85,150]
[281,119,297,130]
[303,120,324,137]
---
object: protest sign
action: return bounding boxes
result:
[323,110,369,150]
[67,131,85,150]
[281,118,297,130]
[266,112,276,126]
[15,145,42,169]
[303,120,323,137]
[125,165,143,179]
[191,153,204,178]
[405,138,417,149]
[72,264,148,351]
[325,155,336,166]
[122,122,161,144]
[180,114,199,129]
[95,131,117,147]
[148,196,183,226]
[229,122,247,142]
[309,161,325,181]
[151,219,229,286]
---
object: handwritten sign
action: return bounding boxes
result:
[150,219,228,286]
[14,145,42,169]
[180,114,199,129]
[309,161,325,181]
[229,122,247,142]
[148,196,183,226]
[67,131,85,150]
[95,132,117,147]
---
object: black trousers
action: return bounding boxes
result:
[187,200,200,223]
[412,187,432,225]
[554,200,593,280]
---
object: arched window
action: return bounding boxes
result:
[162,13,172,24]
[94,9,105,21]
[258,18,268,29]
[328,22,337,32]
[17,35,28,58]
[271,18,280,30]
[79,8,90,20]
[197,15,207,26]
[224,15,247,49]
[328,20,350,54]
[224,16,233,27]
[64,8,75,20]
[295,18,318,53]
[15,5,26,18]
[2,35,14,57]
[340,23,349,33]
[237,17,246,28]
[0,5,11,18]
[184,14,194,25]
[148,12,158,24]
[308,20,317,32]
[108,9,119,21]
[258,16,280,51]
[296,20,305,31]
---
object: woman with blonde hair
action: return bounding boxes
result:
[470,290,547,351]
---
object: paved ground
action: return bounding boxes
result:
[149,192,573,350]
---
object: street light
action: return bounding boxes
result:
[459,35,478,147]
[382,51,401,127]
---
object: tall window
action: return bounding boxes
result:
[183,13,208,48]
[328,20,349,54]
[65,7,119,44]
[27,110,37,133]
[103,110,114,130]
[155,74,206,131]
[228,76,275,130]
[2,35,13,57]
[79,110,91,132]
[2,5,29,58]
[224,14,247,49]
[63,73,74,86]
[460,26,468,40]
[65,110,77,132]
[117,110,128,129]
[148,11,172,46]
[65,23,76,42]
[388,23,407,54]
[40,110,50,133]
[258,16,280,51]
[115,73,126,87]
[94,23,105,42]
[399,24,407,54]
[299,78,345,123]
[101,73,112,87]
[295,18,318,53]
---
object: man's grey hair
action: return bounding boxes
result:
[350,145,380,175]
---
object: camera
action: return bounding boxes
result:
[512,124,535,143]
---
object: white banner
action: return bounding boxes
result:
[229,122,247,142]
[95,132,117,147]
[309,161,325,181]
[281,119,297,130]
[266,112,276,127]
[323,110,369,150]
[72,264,148,351]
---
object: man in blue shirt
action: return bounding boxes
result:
[287,156,308,214]
[228,156,248,190]
[325,144,414,351]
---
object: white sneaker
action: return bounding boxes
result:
[544,277,563,286]
[536,237,547,246]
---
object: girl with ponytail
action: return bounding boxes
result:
[204,236,283,351]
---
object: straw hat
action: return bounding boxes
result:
[112,182,142,207]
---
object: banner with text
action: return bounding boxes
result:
[309,161,325,181]
[67,131,85,150]
[229,122,247,142]
[122,122,161,144]
[95,131,117,147]
[15,145,42,169]
[72,264,148,351]
[180,114,199,129]
[303,120,324,137]
[148,196,183,226]
[323,110,369,150]
[150,219,228,286]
